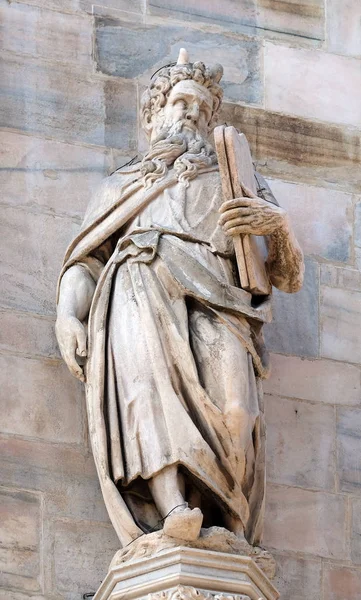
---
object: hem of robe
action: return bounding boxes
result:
[116,455,250,527]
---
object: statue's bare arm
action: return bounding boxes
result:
[56,265,96,381]
[265,216,304,293]
[219,186,304,293]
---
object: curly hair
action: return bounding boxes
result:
[140,60,224,134]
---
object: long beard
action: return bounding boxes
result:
[140,121,217,188]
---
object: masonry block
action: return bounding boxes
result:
[220,104,361,195]
[337,407,361,494]
[148,0,324,40]
[0,310,59,359]
[2,0,142,16]
[323,565,361,600]
[351,497,361,564]
[0,206,79,315]
[0,436,109,523]
[51,520,119,597]
[263,485,347,558]
[321,286,361,364]
[0,55,137,149]
[272,554,322,600]
[320,264,361,292]
[95,17,263,105]
[327,0,361,57]
[0,130,112,219]
[267,179,353,262]
[0,2,93,66]
[0,488,41,593]
[265,395,335,490]
[0,355,84,444]
[264,354,361,406]
[265,42,361,126]
[265,258,319,357]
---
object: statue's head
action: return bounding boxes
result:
[139,49,224,188]
[140,49,224,141]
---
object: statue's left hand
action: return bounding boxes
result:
[219,190,286,237]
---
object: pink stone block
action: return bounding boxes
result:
[264,485,348,559]
[265,395,335,490]
[0,355,84,444]
[264,354,361,406]
[323,565,361,599]
[0,488,41,592]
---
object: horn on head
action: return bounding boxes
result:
[177,48,189,65]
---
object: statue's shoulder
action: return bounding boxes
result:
[81,162,141,230]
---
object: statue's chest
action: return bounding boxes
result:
[140,172,224,237]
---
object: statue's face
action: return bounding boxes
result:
[150,78,214,141]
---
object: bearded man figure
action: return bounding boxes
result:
[56,49,304,548]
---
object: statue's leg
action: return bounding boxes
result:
[149,465,203,541]
[188,302,261,539]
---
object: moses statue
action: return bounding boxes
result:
[56,49,304,548]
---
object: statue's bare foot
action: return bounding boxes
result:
[163,506,203,541]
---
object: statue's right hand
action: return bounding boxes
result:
[55,316,87,382]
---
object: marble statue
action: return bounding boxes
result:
[56,49,304,550]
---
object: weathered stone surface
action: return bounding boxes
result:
[149,0,324,40]
[351,498,361,564]
[0,130,112,218]
[265,42,361,126]
[265,395,335,490]
[51,520,119,595]
[0,355,84,444]
[0,2,93,66]
[220,103,361,194]
[0,436,110,523]
[7,0,142,16]
[0,310,59,359]
[354,200,361,269]
[259,0,324,40]
[337,408,361,495]
[272,554,322,600]
[110,527,276,580]
[264,485,347,558]
[149,0,258,28]
[321,264,361,292]
[0,488,41,592]
[0,55,137,149]
[0,591,45,600]
[265,258,319,357]
[323,565,361,600]
[321,286,361,363]
[264,354,361,406]
[327,0,361,57]
[0,206,79,315]
[266,179,352,262]
[95,18,263,105]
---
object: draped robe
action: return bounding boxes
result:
[57,163,275,547]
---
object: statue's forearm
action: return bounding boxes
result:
[57,264,96,321]
[266,217,304,293]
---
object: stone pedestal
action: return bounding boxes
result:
[94,539,279,600]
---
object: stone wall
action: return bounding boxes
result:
[1,1,360,598]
